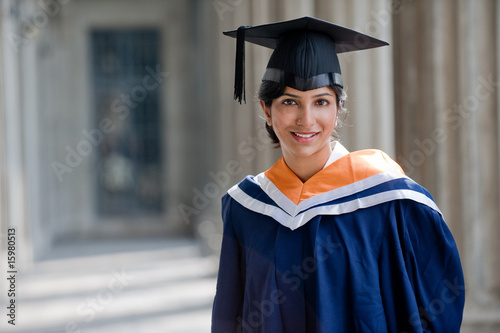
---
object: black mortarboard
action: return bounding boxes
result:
[224,16,389,103]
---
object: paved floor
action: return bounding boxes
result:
[3,237,499,332]
[2,238,218,333]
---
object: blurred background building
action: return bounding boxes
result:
[0,0,499,331]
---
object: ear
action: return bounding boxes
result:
[260,100,272,126]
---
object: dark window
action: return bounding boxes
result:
[91,29,163,216]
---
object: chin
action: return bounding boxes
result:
[287,146,322,158]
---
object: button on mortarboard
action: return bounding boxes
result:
[224,16,389,103]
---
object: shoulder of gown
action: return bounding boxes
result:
[225,149,442,230]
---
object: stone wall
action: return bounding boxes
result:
[393,0,500,330]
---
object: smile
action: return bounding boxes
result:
[292,132,318,138]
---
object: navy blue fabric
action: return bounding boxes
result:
[298,177,434,214]
[212,192,465,332]
[238,176,282,208]
[266,31,342,87]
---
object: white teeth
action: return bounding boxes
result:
[294,133,315,138]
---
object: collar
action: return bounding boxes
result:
[263,146,406,205]
[323,141,350,169]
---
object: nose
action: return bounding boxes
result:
[297,104,315,127]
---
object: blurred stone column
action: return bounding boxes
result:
[209,0,283,253]
[0,0,32,266]
[393,0,500,330]
[315,0,396,155]
[0,1,7,239]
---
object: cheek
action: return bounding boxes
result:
[270,108,292,130]
[270,116,286,135]
[319,110,338,130]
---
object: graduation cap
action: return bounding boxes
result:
[224,16,389,103]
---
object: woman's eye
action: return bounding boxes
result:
[316,99,329,106]
[282,99,297,106]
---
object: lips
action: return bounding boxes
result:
[291,132,319,142]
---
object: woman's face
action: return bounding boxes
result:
[261,86,339,165]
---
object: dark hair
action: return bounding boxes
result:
[258,81,348,147]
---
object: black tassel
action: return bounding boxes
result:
[234,26,249,104]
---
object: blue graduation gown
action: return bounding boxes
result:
[212,148,465,332]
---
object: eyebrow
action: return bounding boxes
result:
[282,92,334,98]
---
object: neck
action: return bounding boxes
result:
[282,145,333,183]
[285,160,322,183]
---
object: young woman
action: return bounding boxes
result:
[212,17,465,333]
